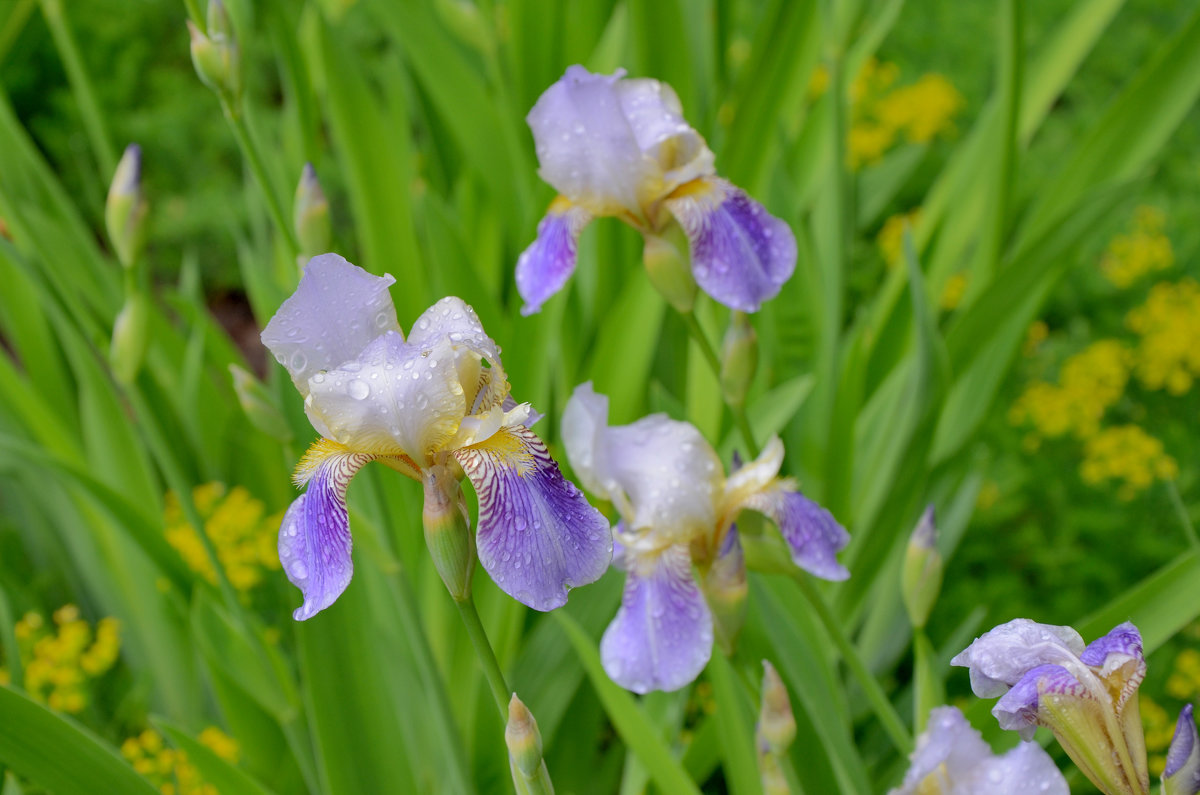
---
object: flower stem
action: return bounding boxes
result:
[221,99,301,262]
[679,309,761,458]
[792,572,913,755]
[455,595,511,722]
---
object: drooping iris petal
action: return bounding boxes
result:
[305,331,466,460]
[993,664,1089,740]
[261,253,401,395]
[1165,705,1200,795]
[516,199,593,316]
[454,425,611,611]
[741,487,850,581]
[279,447,374,620]
[407,296,508,413]
[601,543,712,694]
[664,177,797,312]
[951,619,1087,699]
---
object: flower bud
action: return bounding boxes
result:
[422,464,475,602]
[901,505,942,629]
[229,365,292,442]
[294,163,332,260]
[642,225,696,314]
[757,660,796,754]
[106,144,148,269]
[720,311,758,406]
[701,528,747,655]
[110,292,150,384]
[1165,705,1200,795]
[188,0,240,107]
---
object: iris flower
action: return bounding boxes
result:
[952,619,1148,795]
[262,254,612,619]
[517,66,796,315]
[561,383,849,693]
[891,706,1068,794]
[1165,704,1200,795]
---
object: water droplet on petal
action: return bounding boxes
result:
[347,379,370,400]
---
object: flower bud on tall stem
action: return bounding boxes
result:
[422,463,475,602]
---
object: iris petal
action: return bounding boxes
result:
[454,426,612,611]
[951,619,1087,699]
[665,177,797,312]
[516,200,593,316]
[407,296,508,412]
[600,543,713,694]
[279,446,374,620]
[741,487,850,581]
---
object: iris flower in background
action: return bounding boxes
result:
[517,66,797,315]
[952,619,1149,795]
[1165,704,1200,795]
[890,706,1068,794]
[561,382,848,693]
[262,254,611,619]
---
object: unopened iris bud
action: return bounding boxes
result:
[701,528,748,655]
[720,311,758,406]
[422,463,475,602]
[106,144,148,269]
[901,505,942,629]
[506,694,554,794]
[189,0,240,108]
[1165,704,1200,795]
[758,660,796,753]
[110,292,150,384]
[294,164,331,260]
[229,365,292,442]
[642,225,697,314]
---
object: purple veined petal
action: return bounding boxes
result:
[454,425,612,611]
[740,487,850,581]
[261,254,401,396]
[1080,621,1146,715]
[600,543,713,694]
[993,664,1087,740]
[279,444,375,620]
[1165,704,1200,795]
[950,619,1087,699]
[664,177,797,312]
[516,199,593,316]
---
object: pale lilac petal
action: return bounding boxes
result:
[664,177,796,312]
[614,78,714,196]
[1165,705,1200,794]
[961,742,1069,795]
[951,619,1087,698]
[261,254,401,395]
[600,544,713,693]
[741,487,849,581]
[516,202,592,316]
[279,450,374,620]
[993,664,1087,740]
[894,706,994,792]
[455,426,612,611]
[305,332,465,460]
[407,296,508,412]
[560,381,615,498]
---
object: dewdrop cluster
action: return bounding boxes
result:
[164,483,282,592]
[0,605,120,713]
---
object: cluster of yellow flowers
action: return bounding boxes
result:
[1079,425,1178,500]
[164,483,282,592]
[1126,278,1200,395]
[1142,697,1177,777]
[876,208,920,267]
[1009,339,1133,441]
[1166,648,1200,701]
[121,727,239,795]
[1100,206,1174,288]
[0,605,120,712]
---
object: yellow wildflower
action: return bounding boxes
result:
[1167,649,1200,701]
[121,729,226,795]
[1079,424,1176,499]
[873,74,965,143]
[8,606,121,712]
[876,208,921,268]
[1009,340,1132,440]
[939,273,968,311]
[1126,278,1200,395]
[848,123,895,169]
[164,483,282,593]
[198,726,240,764]
[1100,206,1173,288]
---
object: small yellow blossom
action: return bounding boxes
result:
[939,273,968,311]
[873,74,965,143]
[1079,424,1176,499]
[121,729,225,795]
[843,59,963,169]
[198,726,240,764]
[1009,339,1132,440]
[6,605,122,712]
[164,483,282,593]
[1100,206,1174,288]
[876,208,921,268]
[1167,649,1200,701]
[1126,278,1200,395]
[848,123,896,169]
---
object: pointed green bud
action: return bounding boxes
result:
[507,694,555,795]
[642,224,696,313]
[422,464,475,602]
[189,0,240,107]
[110,292,150,384]
[720,311,758,406]
[294,163,332,260]
[757,661,796,754]
[229,365,293,441]
[106,144,147,269]
[901,505,943,629]
[1164,705,1200,795]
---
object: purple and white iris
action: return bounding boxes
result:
[952,618,1149,795]
[517,66,796,315]
[1165,704,1200,795]
[891,706,1068,794]
[561,383,849,694]
[262,254,611,620]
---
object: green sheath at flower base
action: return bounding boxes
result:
[422,463,476,602]
[901,505,942,630]
[293,163,331,261]
[506,694,554,795]
[642,225,697,314]
[229,365,292,442]
[188,0,241,108]
[110,292,150,385]
[105,144,147,269]
[720,311,758,407]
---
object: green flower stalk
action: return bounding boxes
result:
[188,0,240,110]
[506,694,554,795]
